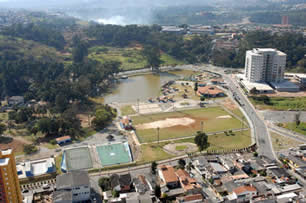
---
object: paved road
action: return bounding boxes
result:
[224,75,275,160]
[196,65,276,161]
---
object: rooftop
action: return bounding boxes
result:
[53,190,72,203]
[233,185,257,195]
[197,85,224,96]
[210,162,227,173]
[56,170,90,189]
[159,165,179,184]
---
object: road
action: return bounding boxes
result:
[196,65,276,161]
[223,75,276,160]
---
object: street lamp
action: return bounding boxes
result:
[201,121,204,132]
[157,127,160,145]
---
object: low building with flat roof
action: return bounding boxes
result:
[270,80,300,92]
[237,74,274,93]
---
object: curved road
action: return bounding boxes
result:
[223,75,276,160]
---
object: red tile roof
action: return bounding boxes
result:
[184,194,203,201]
[233,185,257,195]
[56,136,71,142]
[197,85,224,96]
[159,165,179,184]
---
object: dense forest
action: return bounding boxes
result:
[212,31,305,70]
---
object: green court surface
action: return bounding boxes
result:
[96,142,133,167]
[65,147,93,171]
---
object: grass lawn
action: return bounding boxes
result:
[249,96,306,111]
[88,46,184,71]
[55,154,63,174]
[270,132,303,151]
[231,108,245,120]
[173,130,251,151]
[120,105,136,116]
[138,143,173,164]
[280,122,306,136]
[175,145,188,151]
[137,129,251,163]
[132,107,244,143]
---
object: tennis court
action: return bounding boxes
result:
[96,142,133,167]
[64,147,93,171]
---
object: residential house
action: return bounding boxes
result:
[133,175,153,194]
[7,96,24,106]
[176,193,204,203]
[175,169,202,194]
[55,170,90,202]
[210,162,227,174]
[158,165,180,189]
[111,173,132,193]
[194,156,209,177]
[197,86,225,98]
[233,185,257,200]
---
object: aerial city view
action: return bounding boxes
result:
[0,0,305,202]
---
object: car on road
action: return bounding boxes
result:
[22,189,29,193]
[42,184,50,190]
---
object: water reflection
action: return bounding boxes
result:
[103,70,196,103]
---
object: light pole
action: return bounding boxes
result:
[157,127,160,145]
[137,99,140,113]
[201,121,204,132]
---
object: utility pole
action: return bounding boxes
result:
[201,121,204,132]
[137,99,140,114]
[157,127,160,145]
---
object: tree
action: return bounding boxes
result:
[194,82,198,95]
[0,123,6,135]
[142,45,162,69]
[151,161,158,175]
[23,144,38,155]
[200,96,205,102]
[112,190,120,198]
[98,177,111,191]
[250,87,258,95]
[154,185,161,198]
[92,105,115,130]
[178,159,186,169]
[194,131,209,151]
[295,112,301,127]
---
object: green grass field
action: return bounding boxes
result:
[88,46,184,71]
[139,143,173,164]
[172,130,251,151]
[280,122,306,136]
[120,105,136,116]
[137,129,251,163]
[250,96,306,111]
[175,145,188,151]
[132,107,245,143]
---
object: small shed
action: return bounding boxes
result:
[56,136,71,145]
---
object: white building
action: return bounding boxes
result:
[245,48,286,83]
[54,171,90,202]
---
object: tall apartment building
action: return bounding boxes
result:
[0,149,23,203]
[282,16,289,25]
[245,48,286,83]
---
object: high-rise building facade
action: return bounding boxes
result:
[282,16,289,25]
[0,149,22,203]
[245,48,286,83]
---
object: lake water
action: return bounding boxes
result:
[103,70,197,103]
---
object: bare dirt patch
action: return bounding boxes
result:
[136,117,195,129]
[77,114,93,128]
[223,98,238,110]
[163,143,198,155]
[0,137,26,154]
